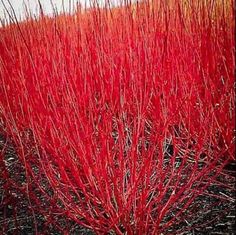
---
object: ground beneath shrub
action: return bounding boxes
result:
[0,134,235,234]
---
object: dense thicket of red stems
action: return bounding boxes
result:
[0,0,235,234]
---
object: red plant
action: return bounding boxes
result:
[0,0,235,234]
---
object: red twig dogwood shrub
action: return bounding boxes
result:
[0,0,235,234]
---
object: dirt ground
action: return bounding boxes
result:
[0,133,235,234]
